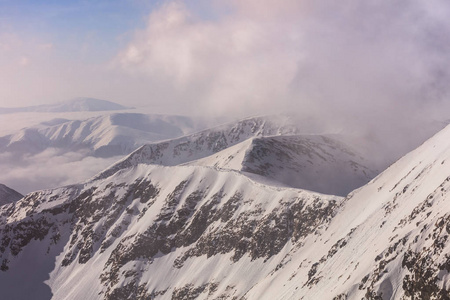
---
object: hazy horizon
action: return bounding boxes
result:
[0,1,449,118]
[2,0,450,194]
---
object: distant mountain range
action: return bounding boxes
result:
[0,111,203,194]
[0,97,131,114]
[0,112,197,158]
[1,112,444,195]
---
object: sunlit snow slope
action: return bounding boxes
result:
[244,123,450,299]
[98,116,376,195]
[0,113,196,157]
[0,163,340,299]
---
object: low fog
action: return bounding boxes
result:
[0,149,120,194]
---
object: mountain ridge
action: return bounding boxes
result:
[0,113,197,158]
[1,118,450,299]
[188,134,375,196]
[0,184,23,206]
[0,163,340,299]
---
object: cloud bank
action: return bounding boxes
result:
[2,0,450,123]
[115,1,299,116]
[0,149,120,194]
[115,1,450,121]
[110,0,450,161]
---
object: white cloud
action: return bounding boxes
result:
[113,0,450,123]
[0,148,120,194]
[114,1,301,117]
[108,0,450,161]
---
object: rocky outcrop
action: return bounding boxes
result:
[0,184,22,206]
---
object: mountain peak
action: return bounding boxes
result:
[59,97,132,112]
[0,184,23,206]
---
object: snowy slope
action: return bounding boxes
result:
[0,184,23,206]
[97,116,376,196]
[95,115,330,179]
[0,112,200,194]
[0,164,340,299]
[3,118,450,299]
[243,123,450,299]
[0,97,130,114]
[0,113,196,157]
[189,134,376,196]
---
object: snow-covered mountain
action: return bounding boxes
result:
[2,116,450,299]
[96,115,376,196]
[0,112,201,194]
[95,115,303,175]
[1,112,442,195]
[280,123,450,299]
[0,113,196,157]
[189,134,375,196]
[0,160,341,299]
[0,97,130,114]
[0,184,22,206]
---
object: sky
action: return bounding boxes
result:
[1,0,450,121]
[1,0,450,194]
